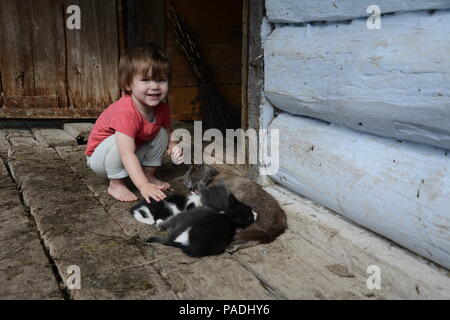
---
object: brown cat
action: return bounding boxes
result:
[183,164,287,251]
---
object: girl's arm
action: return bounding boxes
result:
[165,127,184,164]
[115,131,166,201]
[166,128,177,154]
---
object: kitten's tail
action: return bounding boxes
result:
[130,203,155,225]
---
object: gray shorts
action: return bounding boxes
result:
[86,127,168,179]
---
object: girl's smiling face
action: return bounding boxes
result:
[127,71,169,110]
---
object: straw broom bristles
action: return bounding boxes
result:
[167,3,240,133]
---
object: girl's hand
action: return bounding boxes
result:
[170,144,184,165]
[166,141,177,155]
[139,182,166,203]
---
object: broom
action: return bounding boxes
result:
[167,3,240,134]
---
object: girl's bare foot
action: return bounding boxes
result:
[147,175,171,190]
[108,179,138,202]
[142,166,171,190]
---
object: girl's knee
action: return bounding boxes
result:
[139,127,169,165]
[150,127,169,152]
[157,127,169,147]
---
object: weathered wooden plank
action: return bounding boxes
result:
[64,0,120,109]
[265,11,450,150]
[55,145,156,239]
[241,0,249,129]
[168,87,202,121]
[0,69,3,108]
[167,0,243,120]
[29,0,67,107]
[266,0,450,23]
[0,108,105,119]
[63,123,93,143]
[168,85,241,121]
[31,128,78,147]
[132,0,165,47]
[233,231,396,299]
[149,244,276,299]
[0,159,63,300]
[0,130,10,159]
[0,0,35,97]
[7,145,179,299]
[0,121,38,147]
[265,185,450,299]
[244,0,265,181]
[4,95,60,109]
[269,113,450,269]
[55,145,275,299]
[117,0,126,55]
[0,0,68,110]
[168,27,243,87]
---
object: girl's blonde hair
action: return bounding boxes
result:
[119,42,172,95]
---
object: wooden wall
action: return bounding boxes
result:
[166,0,243,121]
[0,0,120,118]
[126,0,165,48]
[266,0,450,23]
[265,10,450,150]
[269,113,450,269]
[0,0,243,120]
[261,1,450,267]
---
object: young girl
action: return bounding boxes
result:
[85,42,183,203]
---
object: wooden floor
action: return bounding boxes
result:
[0,120,446,300]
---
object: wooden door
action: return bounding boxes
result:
[0,0,121,119]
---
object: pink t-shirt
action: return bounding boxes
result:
[85,95,171,156]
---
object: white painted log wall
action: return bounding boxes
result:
[266,0,450,23]
[268,113,450,269]
[265,10,450,150]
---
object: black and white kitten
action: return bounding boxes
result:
[146,191,257,257]
[130,193,202,228]
[130,183,230,228]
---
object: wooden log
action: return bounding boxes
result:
[268,113,450,269]
[266,0,450,23]
[265,11,450,150]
